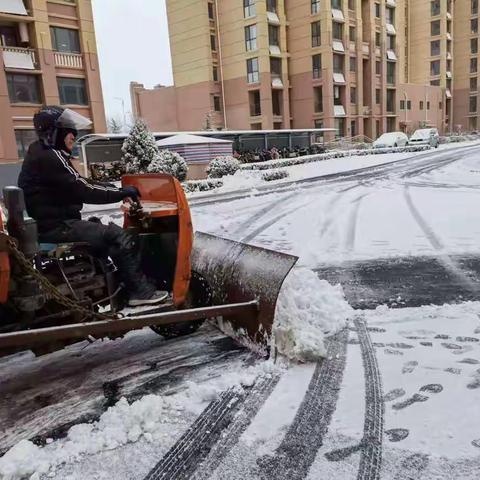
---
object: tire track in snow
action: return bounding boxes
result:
[345,193,369,254]
[355,317,384,480]
[257,328,349,480]
[403,185,479,293]
[190,374,281,480]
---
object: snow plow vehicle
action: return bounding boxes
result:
[0,174,297,358]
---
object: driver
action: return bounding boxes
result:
[18,106,168,307]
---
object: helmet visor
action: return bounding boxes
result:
[55,109,92,130]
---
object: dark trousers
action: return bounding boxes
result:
[40,220,155,298]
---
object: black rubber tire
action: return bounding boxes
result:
[150,271,212,340]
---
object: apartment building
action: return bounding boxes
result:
[0,0,106,164]
[453,0,479,131]
[131,0,467,139]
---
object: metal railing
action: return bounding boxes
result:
[54,52,83,69]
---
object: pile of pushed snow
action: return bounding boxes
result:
[273,268,353,362]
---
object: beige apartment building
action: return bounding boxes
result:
[0,0,106,164]
[132,0,476,139]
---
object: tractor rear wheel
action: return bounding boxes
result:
[150,271,212,339]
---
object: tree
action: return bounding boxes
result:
[148,149,188,181]
[107,117,123,134]
[121,119,159,173]
[206,156,241,178]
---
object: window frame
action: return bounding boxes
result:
[57,76,88,106]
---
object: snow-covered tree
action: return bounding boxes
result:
[206,156,241,178]
[107,117,123,134]
[147,149,188,182]
[121,119,159,173]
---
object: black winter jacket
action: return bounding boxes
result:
[18,141,125,233]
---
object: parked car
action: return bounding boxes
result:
[409,128,440,148]
[373,132,409,149]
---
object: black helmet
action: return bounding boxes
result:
[33,106,92,148]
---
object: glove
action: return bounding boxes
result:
[121,186,141,202]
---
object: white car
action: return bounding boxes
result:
[408,128,440,148]
[373,132,409,149]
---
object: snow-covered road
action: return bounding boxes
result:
[1,143,480,479]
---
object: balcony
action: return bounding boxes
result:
[0,0,30,18]
[386,0,396,6]
[54,52,83,69]
[271,73,283,89]
[1,46,38,70]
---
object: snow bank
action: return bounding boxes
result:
[273,268,353,362]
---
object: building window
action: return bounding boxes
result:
[213,66,218,81]
[249,90,261,116]
[314,86,323,112]
[208,2,214,19]
[213,95,221,112]
[376,60,381,75]
[272,89,282,116]
[472,38,479,54]
[269,25,280,46]
[351,120,356,136]
[431,40,440,56]
[431,79,440,86]
[471,77,478,91]
[267,0,277,13]
[386,7,395,24]
[375,2,380,17]
[472,19,479,34]
[6,73,41,103]
[333,53,344,73]
[375,32,381,46]
[386,90,395,112]
[420,100,424,110]
[333,22,343,40]
[311,0,320,14]
[431,0,440,16]
[348,0,355,9]
[350,86,357,103]
[470,95,478,113]
[431,20,441,36]
[400,99,405,110]
[387,62,395,84]
[407,100,412,110]
[332,0,342,9]
[270,57,282,76]
[312,54,322,78]
[251,122,262,130]
[245,25,257,51]
[350,56,356,72]
[311,21,321,47]
[247,57,259,83]
[58,77,87,105]
[314,119,323,128]
[210,34,216,51]
[376,88,381,104]
[50,27,81,53]
[427,101,430,110]
[349,26,356,41]
[15,129,37,159]
[335,118,345,138]
[471,57,478,73]
[473,0,479,15]
[430,60,440,76]
[244,0,255,18]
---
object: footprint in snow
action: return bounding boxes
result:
[467,379,480,390]
[385,429,409,442]
[384,348,404,356]
[348,338,360,345]
[419,384,443,394]
[367,327,387,333]
[452,346,474,356]
[387,342,415,349]
[373,342,386,348]
[402,361,418,374]
[435,334,451,340]
[384,388,406,402]
[456,336,479,343]
[392,394,429,410]
[441,343,463,350]
[458,358,480,365]
[444,368,462,375]
[472,439,480,448]
[324,443,363,462]
[420,342,433,347]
